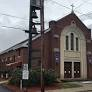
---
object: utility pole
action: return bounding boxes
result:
[40,0,45,91]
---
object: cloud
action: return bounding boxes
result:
[0,0,92,52]
[0,28,28,52]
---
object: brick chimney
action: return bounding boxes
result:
[49,20,56,28]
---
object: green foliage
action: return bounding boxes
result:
[9,68,57,86]
[29,69,41,85]
[9,69,22,86]
[44,70,57,85]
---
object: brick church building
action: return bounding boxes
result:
[0,12,92,80]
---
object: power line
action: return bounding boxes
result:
[0,0,48,21]
[0,25,28,39]
[0,11,48,24]
[81,0,92,5]
[0,25,25,30]
[0,12,28,20]
[49,0,82,14]
[74,3,85,10]
[74,0,91,10]
[0,0,92,27]
[50,0,71,10]
[0,1,78,24]
[0,0,91,22]
[48,0,92,18]
[80,12,92,20]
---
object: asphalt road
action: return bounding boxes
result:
[0,85,12,92]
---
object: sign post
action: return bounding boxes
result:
[22,70,29,80]
[22,64,29,91]
[22,64,29,80]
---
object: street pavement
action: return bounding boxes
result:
[0,85,12,92]
[0,80,92,92]
[0,80,12,92]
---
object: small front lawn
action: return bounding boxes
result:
[63,82,82,88]
[57,82,82,89]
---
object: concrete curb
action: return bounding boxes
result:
[0,80,9,84]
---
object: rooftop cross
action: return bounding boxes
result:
[71,4,74,13]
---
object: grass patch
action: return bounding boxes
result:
[57,82,82,89]
[63,82,82,88]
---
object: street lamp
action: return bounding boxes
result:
[40,0,45,92]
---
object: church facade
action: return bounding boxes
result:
[0,12,92,80]
[46,13,92,80]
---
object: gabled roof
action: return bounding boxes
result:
[0,12,91,55]
[0,28,50,55]
[0,39,28,55]
[50,12,91,39]
[56,12,90,33]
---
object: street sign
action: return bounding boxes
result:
[23,64,28,70]
[22,64,29,80]
[22,70,29,80]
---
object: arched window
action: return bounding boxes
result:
[66,36,69,50]
[71,33,74,50]
[76,37,79,51]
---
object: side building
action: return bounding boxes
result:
[0,12,92,80]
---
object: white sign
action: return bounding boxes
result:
[22,70,29,80]
[23,64,28,71]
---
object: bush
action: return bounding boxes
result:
[44,70,57,85]
[9,69,22,86]
[9,68,57,86]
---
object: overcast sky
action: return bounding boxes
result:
[0,0,92,52]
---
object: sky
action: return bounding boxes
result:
[0,0,92,52]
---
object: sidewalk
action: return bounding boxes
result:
[0,80,9,84]
[1,80,92,92]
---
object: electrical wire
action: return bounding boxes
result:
[50,0,71,10]
[0,25,25,30]
[48,0,92,20]
[0,0,53,21]
[74,3,85,10]
[81,0,92,5]
[0,12,28,21]
[74,0,91,10]
[49,0,82,14]
[0,0,91,22]
[80,12,92,20]
[0,0,48,21]
[0,0,92,29]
